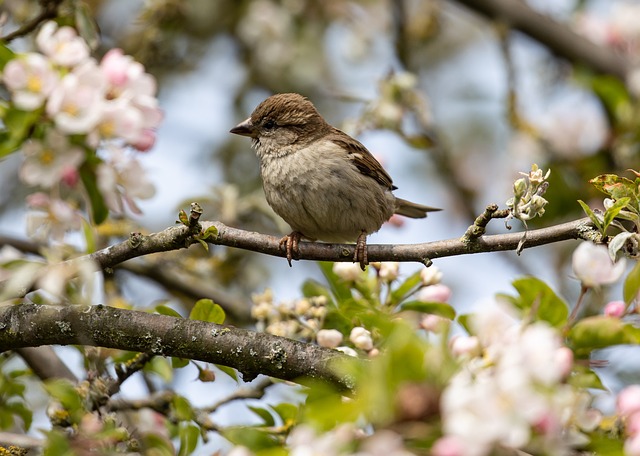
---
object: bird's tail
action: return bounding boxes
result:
[394,198,441,219]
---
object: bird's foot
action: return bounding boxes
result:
[354,231,368,271]
[279,231,303,267]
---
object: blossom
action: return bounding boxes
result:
[420,265,442,286]
[2,53,58,110]
[604,300,626,318]
[417,284,451,303]
[572,241,627,287]
[378,262,399,281]
[333,262,362,281]
[36,21,89,67]
[618,385,640,418]
[317,329,343,348]
[46,60,107,134]
[96,148,155,214]
[350,327,373,351]
[19,130,84,188]
[26,193,82,241]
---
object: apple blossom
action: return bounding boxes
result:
[350,326,373,351]
[2,53,58,110]
[378,262,399,281]
[19,130,84,188]
[36,21,90,67]
[417,284,451,303]
[420,265,442,286]
[46,60,107,134]
[604,300,626,318]
[333,262,362,281]
[26,193,82,241]
[317,329,343,348]
[618,385,640,418]
[572,241,627,287]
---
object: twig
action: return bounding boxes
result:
[449,0,629,81]
[82,217,600,270]
[462,204,510,241]
[109,352,153,395]
[202,377,274,413]
[0,0,64,43]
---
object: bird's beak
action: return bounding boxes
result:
[230,117,256,137]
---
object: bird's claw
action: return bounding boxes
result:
[279,231,302,267]
[354,231,368,270]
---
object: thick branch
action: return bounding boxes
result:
[83,217,599,268]
[0,303,353,390]
[450,0,629,80]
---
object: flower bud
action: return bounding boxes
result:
[317,329,343,348]
[350,326,373,351]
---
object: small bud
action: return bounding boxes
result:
[513,178,527,198]
[350,326,373,351]
[317,329,343,348]
[378,262,399,281]
[420,266,442,286]
[604,300,626,318]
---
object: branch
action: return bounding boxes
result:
[0,0,64,42]
[449,0,630,80]
[0,303,353,391]
[81,217,599,269]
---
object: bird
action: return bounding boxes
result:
[230,93,439,269]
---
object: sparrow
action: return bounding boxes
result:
[230,93,439,269]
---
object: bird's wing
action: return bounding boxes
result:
[330,131,396,190]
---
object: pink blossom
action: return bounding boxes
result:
[628,412,640,437]
[626,434,640,456]
[555,346,574,379]
[417,283,452,303]
[36,21,89,67]
[46,60,107,134]
[618,385,640,417]
[572,241,626,288]
[420,314,448,332]
[20,130,84,188]
[26,193,82,241]
[604,300,626,318]
[132,128,157,152]
[431,436,466,456]
[450,336,481,358]
[3,53,58,110]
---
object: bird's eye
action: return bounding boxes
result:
[263,119,276,130]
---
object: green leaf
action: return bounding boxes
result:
[177,423,200,456]
[43,429,73,456]
[390,270,423,302]
[0,108,42,158]
[80,162,109,224]
[200,225,218,240]
[215,364,239,382]
[141,433,175,456]
[397,301,455,319]
[156,305,183,318]
[144,357,173,382]
[74,2,100,50]
[172,357,189,369]
[248,406,275,426]
[5,401,32,430]
[318,262,353,303]
[190,299,225,324]
[603,197,631,232]
[590,174,639,203]
[456,314,473,335]
[498,277,569,327]
[568,316,640,355]
[577,200,603,232]
[568,365,606,390]
[223,427,281,451]
[624,261,640,304]
[0,44,16,70]
[301,279,332,302]
[172,396,194,421]
[272,403,299,426]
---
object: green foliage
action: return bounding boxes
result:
[0,363,31,431]
[190,299,226,324]
[177,423,200,456]
[568,316,640,357]
[43,379,86,426]
[497,277,569,327]
[79,160,109,225]
[623,261,640,304]
[0,108,42,158]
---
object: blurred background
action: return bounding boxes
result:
[1,0,639,451]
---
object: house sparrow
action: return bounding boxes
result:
[230,93,439,269]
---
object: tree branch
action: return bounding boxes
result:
[0,303,353,391]
[82,217,599,269]
[449,0,630,80]
[0,0,64,43]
